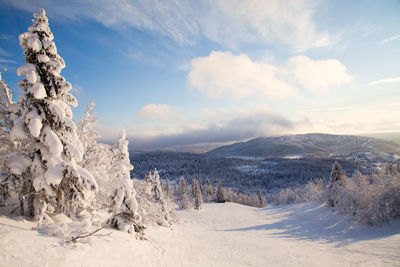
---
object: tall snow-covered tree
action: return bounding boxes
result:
[77,101,100,165]
[216,182,227,203]
[107,129,143,233]
[76,101,112,205]
[144,169,172,226]
[192,179,202,210]
[0,69,14,204]
[8,9,97,220]
[327,161,345,207]
[178,176,191,209]
[173,182,178,199]
[204,178,214,202]
[163,178,173,201]
[0,69,13,150]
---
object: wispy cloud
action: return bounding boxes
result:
[0,34,13,40]
[195,0,330,51]
[381,34,400,43]
[0,58,17,64]
[370,77,400,85]
[0,47,11,57]
[8,0,329,50]
[8,0,198,45]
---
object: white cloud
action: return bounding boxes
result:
[188,51,297,99]
[9,0,328,50]
[370,77,400,85]
[381,34,400,43]
[188,51,353,98]
[288,55,353,92]
[138,104,178,121]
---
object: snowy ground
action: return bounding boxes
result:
[1,202,399,266]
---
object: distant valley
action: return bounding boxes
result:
[130,134,400,194]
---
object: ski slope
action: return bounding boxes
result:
[1,202,399,266]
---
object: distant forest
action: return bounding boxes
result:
[130,151,369,193]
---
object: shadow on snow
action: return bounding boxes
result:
[221,202,400,247]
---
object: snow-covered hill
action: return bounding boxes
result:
[206,133,400,158]
[1,202,399,266]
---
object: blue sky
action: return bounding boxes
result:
[0,0,399,151]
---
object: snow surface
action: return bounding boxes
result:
[1,202,399,266]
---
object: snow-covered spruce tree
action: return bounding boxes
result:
[163,178,173,201]
[204,178,214,202]
[0,69,14,205]
[77,101,100,167]
[257,191,267,208]
[0,69,13,148]
[107,129,143,233]
[9,9,97,220]
[163,178,170,195]
[173,182,178,200]
[327,161,345,207]
[76,101,112,206]
[144,169,172,226]
[178,176,191,209]
[192,179,202,210]
[216,182,227,203]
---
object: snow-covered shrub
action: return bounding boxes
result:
[302,179,326,202]
[275,178,326,205]
[335,167,400,225]
[216,182,227,203]
[225,187,237,203]
[273,188,297,205]
[272,160,400,225]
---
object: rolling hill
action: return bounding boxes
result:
[205,133,400,158]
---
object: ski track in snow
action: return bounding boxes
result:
[1,202,400,267]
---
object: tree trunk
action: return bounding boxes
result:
[28,194,35,217]
[19,194,24,216]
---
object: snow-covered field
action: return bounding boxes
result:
[1,202,399,267]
